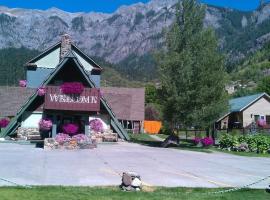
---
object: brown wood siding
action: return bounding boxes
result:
[44,86,100,112]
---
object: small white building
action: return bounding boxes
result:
[216,93,270,129]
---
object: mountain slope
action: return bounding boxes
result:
[1,1,270,81]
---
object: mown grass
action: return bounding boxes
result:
[129,133,270,157]
[0,186,268,200]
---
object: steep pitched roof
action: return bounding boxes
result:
[25,42,102,72]
[1,52,129,140]
[229,93,268,112]
[216,93,270,122]
[101,87,145,121]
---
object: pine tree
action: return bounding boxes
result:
[157,0,228,133]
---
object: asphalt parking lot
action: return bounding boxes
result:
[0,142,269,188]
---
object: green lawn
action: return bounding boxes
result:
[129,133,270,157]
[0,186,268,200]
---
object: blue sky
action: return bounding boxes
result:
[0,0,265,13]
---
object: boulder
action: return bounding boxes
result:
[120,172,142,191]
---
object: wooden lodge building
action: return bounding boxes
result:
[0,34,145,140]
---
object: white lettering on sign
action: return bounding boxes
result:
[49,94,98,104]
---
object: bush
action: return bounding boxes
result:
[219,134,238,149]
[201,137,214,147]
[219,134,270,154]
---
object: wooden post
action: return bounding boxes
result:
[84,115,90,136]
[52,115,57,138]
[185,130,188,141]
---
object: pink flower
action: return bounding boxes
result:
[257,119,266,127]
[19,80,27,87]
[89,119,104,133]
[37,87,46,96]
[39,119,53,131]
[193,137,201,145]
[72,134,89,143]
[0,118,10,128]
[201,137,214,147]
[55,133,71,144]
[62,123,79,135]
[60,82,84,94]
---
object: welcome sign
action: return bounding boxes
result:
[44,86,100,111]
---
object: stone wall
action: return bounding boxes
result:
[17,127,41,140]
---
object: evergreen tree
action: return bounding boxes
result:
[157,0,228,133]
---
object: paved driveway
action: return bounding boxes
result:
[0,142,269,188]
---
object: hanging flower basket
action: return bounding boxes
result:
[60,82,84,94]
[39,119,53,131]
[62,123,79,135]
[0,118,10,128]
[37,87,46,96]
[19,80,27,87]
[90,119,104,133]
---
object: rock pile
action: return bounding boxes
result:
[44,137,97,150]
[91,129,118,143]
[17,127,41,140]
[120,172,142,191]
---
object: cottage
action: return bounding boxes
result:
[0,35,145,140]
[216,93,270,129]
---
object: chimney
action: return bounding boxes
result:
[60,34,72,60]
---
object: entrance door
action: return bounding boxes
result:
[57,115,85,134]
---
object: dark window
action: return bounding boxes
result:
[266,116,270,125]
[254,115,260,122]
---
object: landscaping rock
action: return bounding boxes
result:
[120,172,142,191]
[44,135,97,150]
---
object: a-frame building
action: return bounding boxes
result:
[0,38,129,140]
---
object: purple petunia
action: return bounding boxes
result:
[89,119,104,133]
[72,134,89,143]
[60,82,84,94]
[55,133,71,144]
[37,87,46,96]
[62,123,79,135]
[0,118,10,128]
[19,80,27,87]
[39,119,53,131]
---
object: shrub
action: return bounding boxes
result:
[220,133,270,154]
[193,137,201,145]
[201,137,214,147]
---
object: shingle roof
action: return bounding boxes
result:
[0,86,145,122]
[229,93,267,112]
[101,87,145,121]
[0,87,35,117]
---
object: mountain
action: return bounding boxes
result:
[1,0,270,81]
